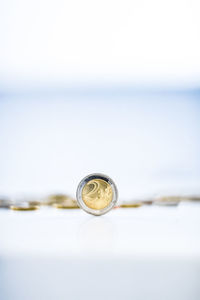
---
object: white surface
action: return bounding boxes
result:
[0,202,200,300]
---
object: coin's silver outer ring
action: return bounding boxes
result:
[76,173,118,216]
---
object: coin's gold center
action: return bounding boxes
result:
[82,179,113,210]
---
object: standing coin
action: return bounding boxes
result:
[76,173,118,216]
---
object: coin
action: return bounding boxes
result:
[142,200,153,205]
[0,197,12,208]
[53,197,79,209]
[154,196,181,206]
[76,173,118,216]
[120,201,142,208]
[82,179,113,210]
[29,201,41,206]
[43,194,71,206]
[10,202,39,211]
[185,196,200,201]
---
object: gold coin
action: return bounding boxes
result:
[120,202,142,208]
[53,198,79,209]
[10,203,39,211]
[43,194,71,206]
[53,204,79,209]
[82,178,113,210]
[77,173,118,216]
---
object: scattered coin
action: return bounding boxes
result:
[10,202,39,211]
[120,201,142,208]
[0,197,12,208]
[185,196,200,201]
[154,196,181,206]
[142,200,153,205]
[29,200,41,206]
[43,194,71,206]
[53,197,79,209]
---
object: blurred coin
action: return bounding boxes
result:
[185,196,200,201]
[53,197,79,209]
[10,202,39,211]
[29,200,41,206]
[0,197,12,208]
[120,201,142,208]
[142,200,153,205]
[154,196,181,206]
[12,194,43,207]
[43,194,71,206]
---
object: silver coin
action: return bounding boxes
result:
[0,197,12,208]
[76,173,118,216]
[154,195,181,206]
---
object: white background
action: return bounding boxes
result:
[0,94,199,199]
[0,0,200,88]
